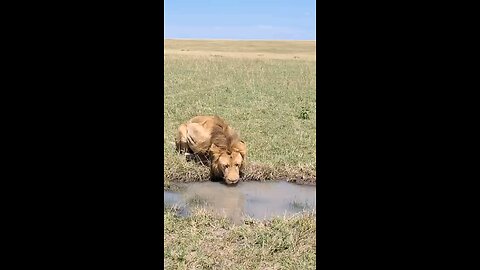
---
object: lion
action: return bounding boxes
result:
[175,115,247,185]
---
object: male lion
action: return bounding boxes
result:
[175,116,247,185]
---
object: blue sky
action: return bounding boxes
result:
[165,0,316,40]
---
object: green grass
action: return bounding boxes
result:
[163,40,317,269]
[164,207,316,270]
[164,49,316,187]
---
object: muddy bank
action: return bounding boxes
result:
[165,178,315,192]
[165,165,316,191]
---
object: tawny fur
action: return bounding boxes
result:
[175,116,247,184]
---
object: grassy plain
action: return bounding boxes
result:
[164,39,316,61]
[163,39,317,269]
[164,39,316,188]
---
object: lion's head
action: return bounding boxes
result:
[209,140,246,185]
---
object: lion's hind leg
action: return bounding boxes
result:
[185,123,211,154]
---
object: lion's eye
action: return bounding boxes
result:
[225,164,229,168]
[235,164,239,167]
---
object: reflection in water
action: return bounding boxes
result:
[164,181,316,224]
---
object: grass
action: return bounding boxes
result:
[164,39,316,188]
[163,40,317,269]
[164,207,316,270]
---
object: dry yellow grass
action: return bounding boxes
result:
[164,39,316,61]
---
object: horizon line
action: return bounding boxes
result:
[164,38,316,42]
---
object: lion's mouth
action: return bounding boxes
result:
[225,179,240,186]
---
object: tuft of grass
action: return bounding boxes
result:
[164,40,316,187]
[298,106,311,120]
[164,207,316,269]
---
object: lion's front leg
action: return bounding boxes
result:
[175,123,191,155]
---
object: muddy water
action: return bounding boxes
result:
[164,181,316,224]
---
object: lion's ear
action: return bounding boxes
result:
[233,140,247,159]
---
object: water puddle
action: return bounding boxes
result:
[164,181,316,224]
